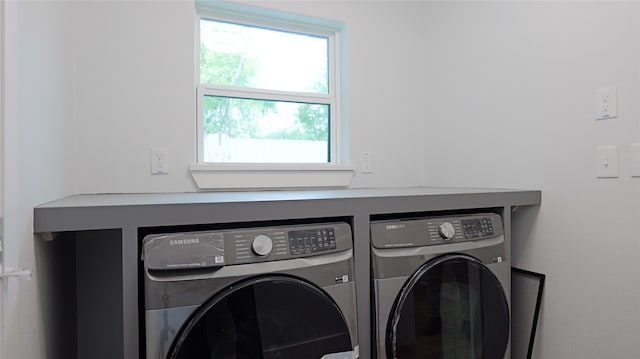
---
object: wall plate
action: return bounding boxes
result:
[595,86,617,120]
[596,145,618,178]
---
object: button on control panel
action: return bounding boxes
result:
[462,217,495,239]
[288,228,337,255]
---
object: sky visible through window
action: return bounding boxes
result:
[200,19,328,94]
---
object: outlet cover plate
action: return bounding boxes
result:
[361,152,373,174]
[595,86,617,120]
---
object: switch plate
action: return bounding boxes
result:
[630,143,640,177]
[361,152,373,174]
[595,86,617,120]
[596,146,618,178]
[150,147,169,175]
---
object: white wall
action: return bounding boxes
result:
[422,2,640,358]
[74,1,197,194]
[2,1,75,358]
[73,0,427,193]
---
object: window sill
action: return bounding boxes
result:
[189,163,354,190]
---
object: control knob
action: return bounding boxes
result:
[438,222,456,240]
[252,234,273,256]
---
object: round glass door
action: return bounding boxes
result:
[387,254,509,359]
[168,276,352,359]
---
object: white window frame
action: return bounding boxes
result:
[191,1,352,190]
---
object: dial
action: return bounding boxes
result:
[252,234,273,256]
[438,222,456,240]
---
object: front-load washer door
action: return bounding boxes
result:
[167,275,353,359]
[387,254,509,359]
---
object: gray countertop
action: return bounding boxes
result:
[34,186,541,232]
[36,186,539,208]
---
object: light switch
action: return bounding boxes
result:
[150,147,169,175]
[596,146,618,178]
[630,143,640,177]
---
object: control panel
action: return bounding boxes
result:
[143,222,352,270]
[370,213,503,249]
[462,217,494,239]
[288,228,337,255]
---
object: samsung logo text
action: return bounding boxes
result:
[385,224,406,230]
[169,238,200,246]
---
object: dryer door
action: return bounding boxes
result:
[167,275,352,359]
[387,254,509,359]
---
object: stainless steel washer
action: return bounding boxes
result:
[143,222,359,359]
[371,213,510,359]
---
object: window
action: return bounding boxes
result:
[191,2,352,190]
[196,3,343,165]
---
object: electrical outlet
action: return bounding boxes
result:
[595,86,617,120]
[361,152,373,173]
[150,148,169,175]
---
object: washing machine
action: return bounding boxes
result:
[370,213,510,359]
[142,222,359,359]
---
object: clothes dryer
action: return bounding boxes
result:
[371,213,510,359]
[143,222,358,359]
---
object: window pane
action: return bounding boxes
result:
[203,95,330,163]
[200,19,328,94]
